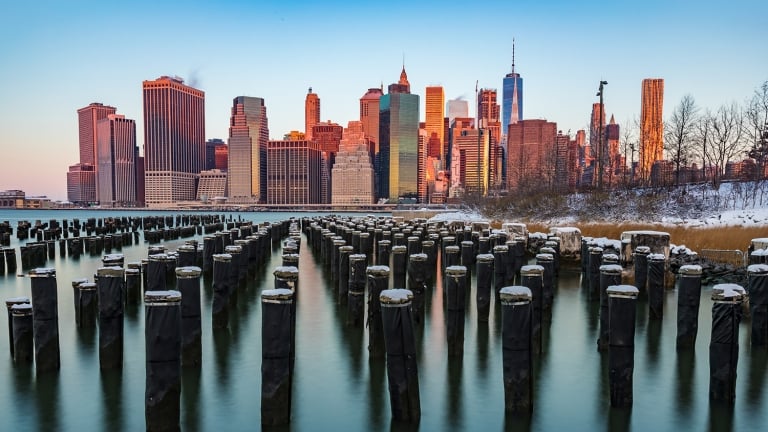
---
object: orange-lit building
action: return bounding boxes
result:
[305,88,320,141]
[640,78,664,181]
[506,119,558,191]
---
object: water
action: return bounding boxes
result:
[1,210,767,431]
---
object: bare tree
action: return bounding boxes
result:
[745,81,768,176]
[664,94,698,186]
[708,102,745,186]
[619,116,638,188]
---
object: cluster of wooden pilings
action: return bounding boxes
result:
[4,217,293,431]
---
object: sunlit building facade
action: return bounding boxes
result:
[640,78,664,180]
[378,67,420,202]
[305,88,320,141]
[143,76,205,206]
[425,86,445,163]
[227,96,268,203]
[331,121,375,205]
[96,114,138,207]
[506,119,558,190]
[266,139,321,205]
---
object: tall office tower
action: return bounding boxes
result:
[554,131,570,193]
[332,121,375,204]
[205,138,227,170]
[312,121,343,204]
[305,88,320,140]
[506,119,558,190]
[378,67,420,202]
[589,102,607,182]
[447,99,469,122]
[266,139,321,204]
[72,102,116,202]
[502,40,523,140]
[477,88,501,144]
[360,87,384,152]
[449,124,491,196]
[96,114,137,207]
[640,78,664,180]
[425,86,445,162]
[418,127,429,203]
[143,76,205,206]
[605,115,621,173]
[227,96,269,203]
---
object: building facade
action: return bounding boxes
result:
[205,138,227,170]
[197,169,228,201]
[378,68,420,202]
[143,76,205,206]
[66,163,96,204]
[266,139,321,205]
[502,46,523,142]
[73,102,116,203]
[506,119,558,191]
[331,121,375,205]
[640,78,665,181]
[227,96,268,203]
[425,86,445,164]
[96,114,138,207]
[305,88,320,141]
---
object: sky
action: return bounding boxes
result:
[1,0,766,200]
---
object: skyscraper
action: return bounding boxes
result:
[227,96,269,203]
[379,67,420,202]
[332,121,375,205]
[97,114,137,207]
[70,102,116,203]
[502,40,523,139]
[312,121,344,204]
[589,102,607,185]
[305,88,320,141]
[506,119,558,190]
[477,88,501,145]
[205,138,227,170]
[640,78,664,180]
[143,76,205,206]
[360,87,384,152]
[425,86,445,162]
[266,139,321,204]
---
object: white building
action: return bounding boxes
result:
[331,122,375,205]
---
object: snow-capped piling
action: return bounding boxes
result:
[709,284,745,402]
[493,245,509,296]
[380,289,420,423]
[445,266,468,357]
[97,267,124,369]
[677,265,703,349]
[348,254,368,326]
[599,265,623,351]
[633,246,651,294]
[648,254,666,319]
[407,253,429,326]
[476,254,495,322]
[460,241,474,276]
[147,254,169,293]
[607,285,639,408]
[367,266,390,359]
[521,265,544,354]
[377,240,391,267]
[176,266,202,367]
[444,245,460,270]
[30,268,60,373]
[144,290,182,432]
[747,264,768,347]
[260,288,294,426]
[536,253,555,311]
[392,246,407,289]
[177,244,196,268]
[500,286,533,413]
[273,267,299,376]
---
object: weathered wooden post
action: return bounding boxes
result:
[648,253,666,319]
[380,289,420,423]
[598,264,623,351]
[176,266,202,367]
[445,266,468,357]
[607,285,639,408]
[97,267,124,369]
[144,290,182,432]
[748,264,768,347]
[260,288,294,426]
[520,265,544,354]
[367,265,390,359]
[500,286,533,414]
[30,267,60,373]
[677,265,703,349]
[709,284,746,402]
[476,254,495,322]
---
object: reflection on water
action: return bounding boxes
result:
[0,211,767,431]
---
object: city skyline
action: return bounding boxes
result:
[1,0,766,199]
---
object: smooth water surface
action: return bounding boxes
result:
[1,210,766,431]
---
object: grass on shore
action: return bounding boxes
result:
[526,222,764,252]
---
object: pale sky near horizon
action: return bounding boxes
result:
[1,0,766,200]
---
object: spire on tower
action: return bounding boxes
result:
[609,114,616,125]
[511,38,516,74]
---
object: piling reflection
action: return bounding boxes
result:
[746,348,767,407]
[707,400,734,432]
[607,407,632,432]
[446,356,463,426]
[34,372,60,431]
[675,349,696,416]
[181,368,201,432]
[100,369,123,432]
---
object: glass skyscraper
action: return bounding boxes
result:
[378,68,420,202]
[502,72,523,138]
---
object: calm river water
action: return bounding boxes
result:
[0,209,766,431]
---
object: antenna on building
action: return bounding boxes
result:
[308,87,312,94]
[511,38,516,74]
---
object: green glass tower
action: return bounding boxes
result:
[378,67,420,202]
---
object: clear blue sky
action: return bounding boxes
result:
[1,0,766,200]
